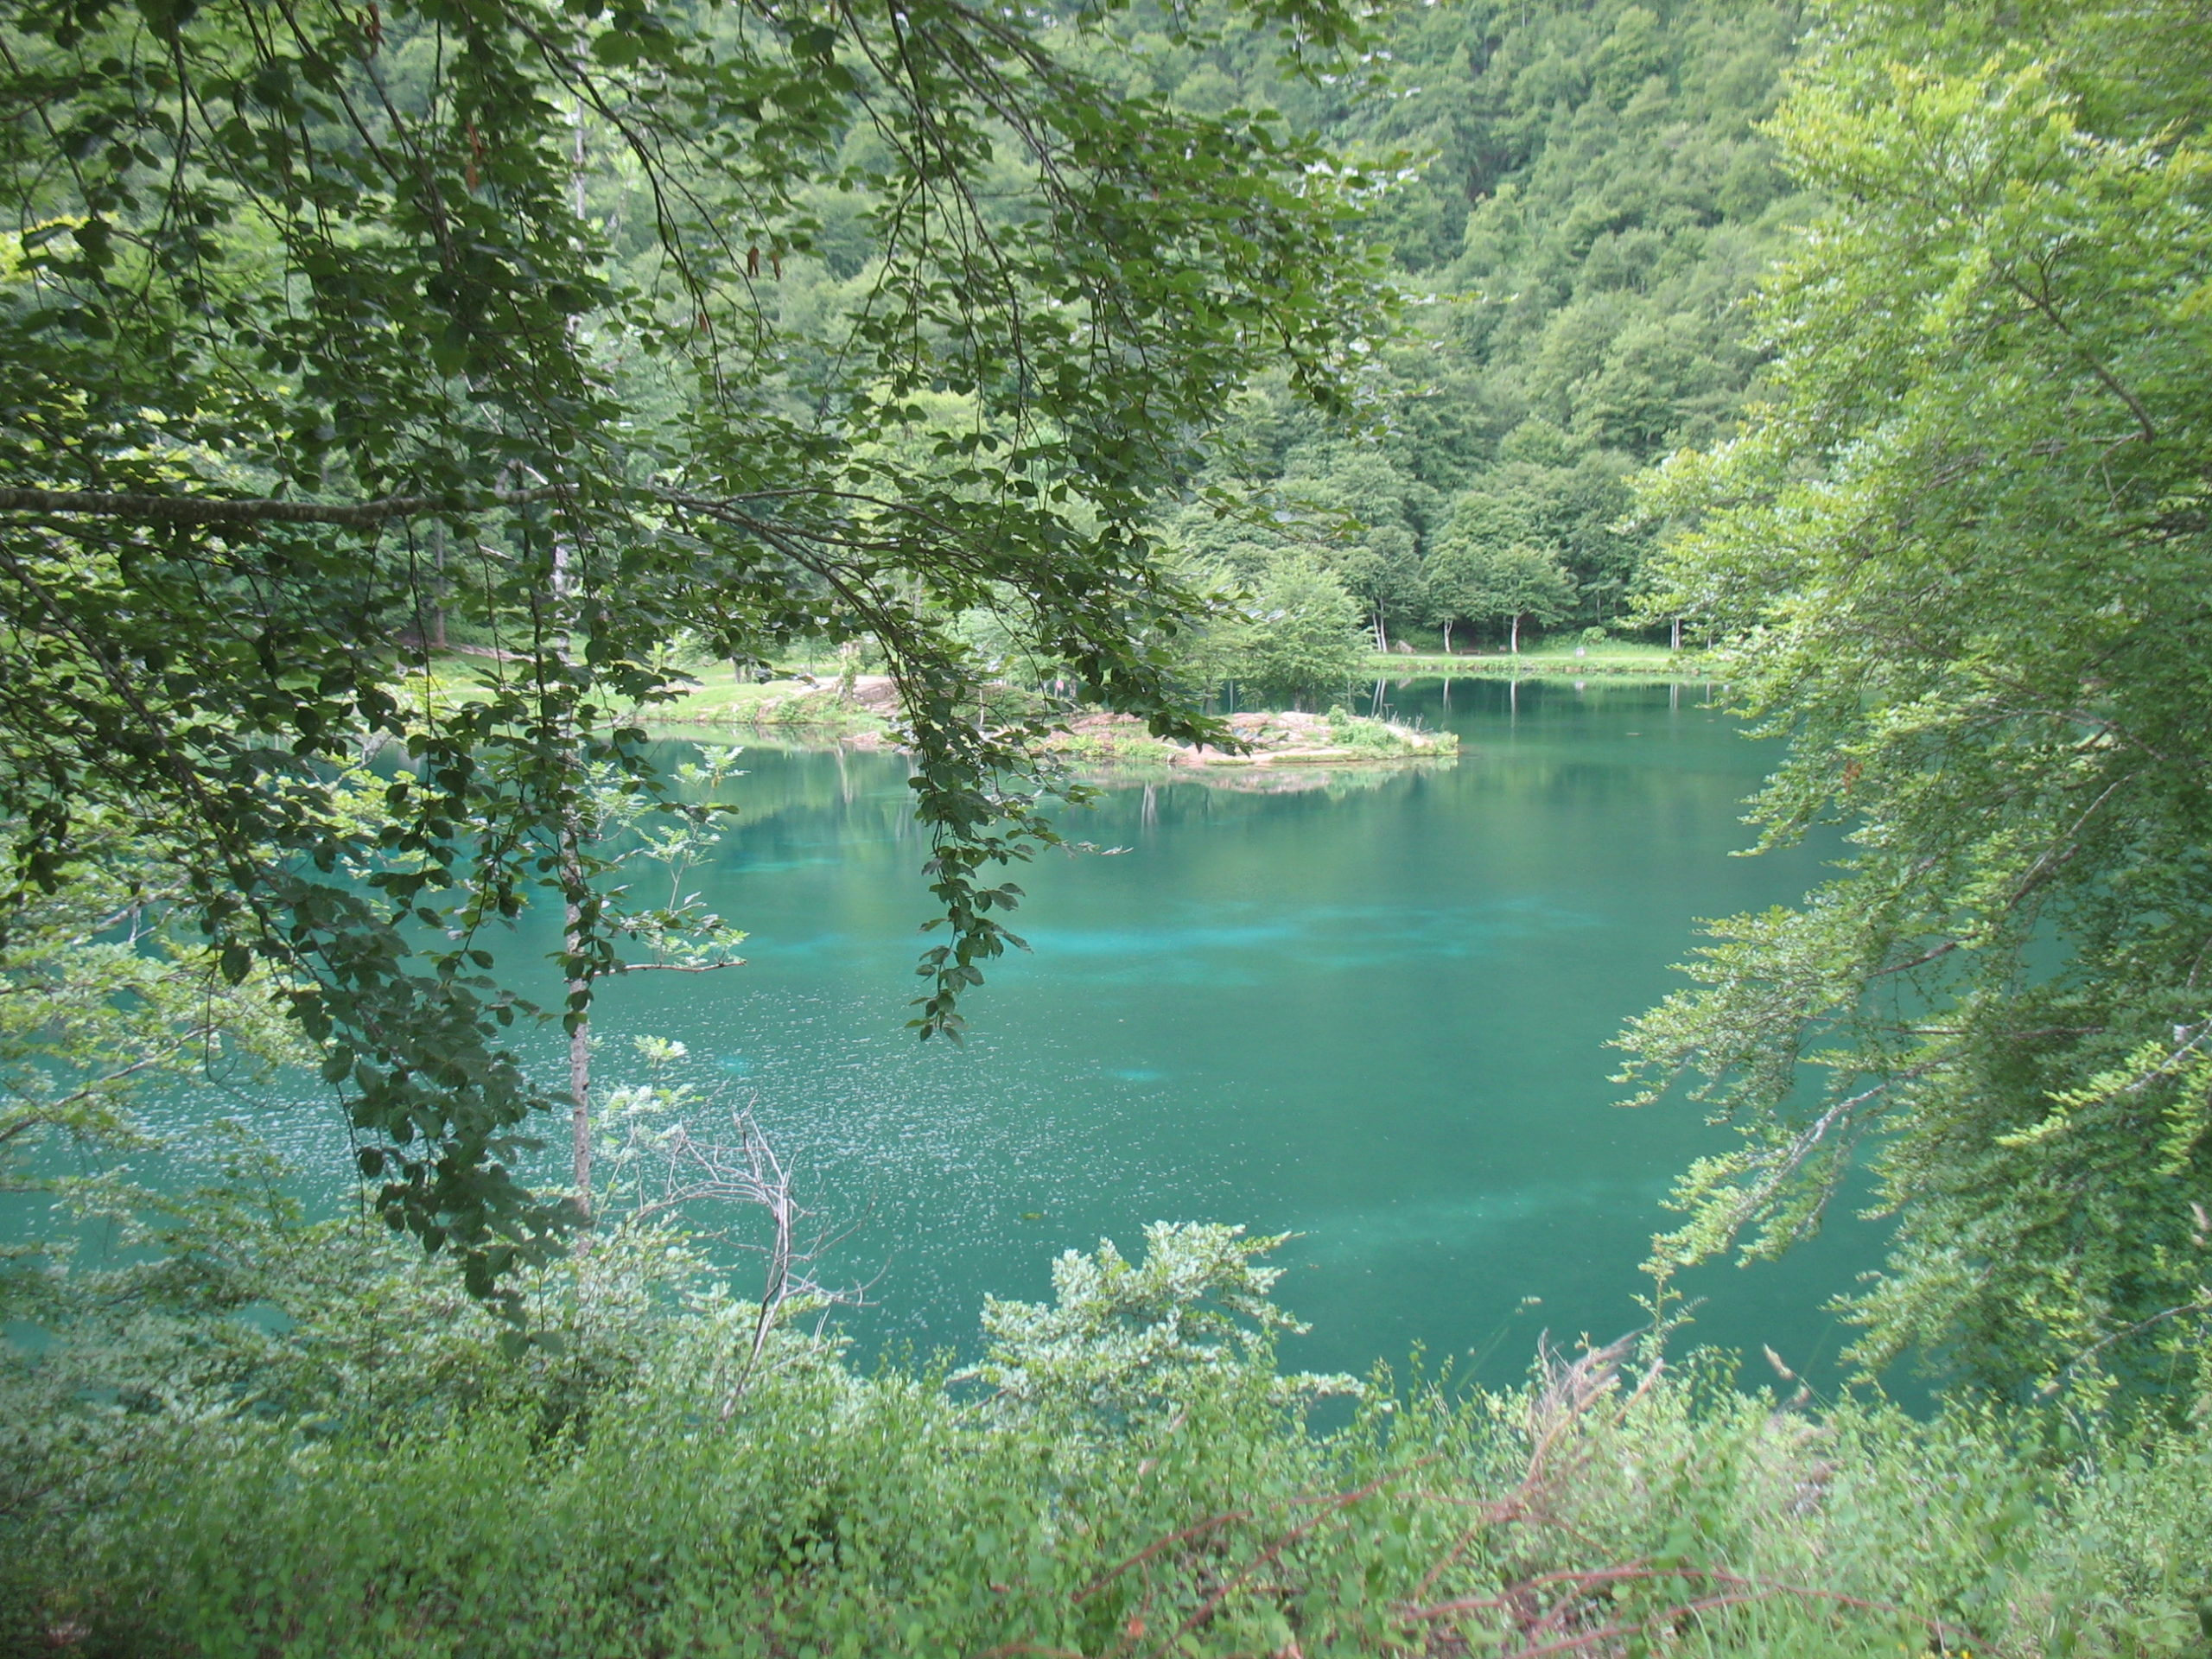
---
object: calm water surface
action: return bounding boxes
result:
[150,677,1885,1388]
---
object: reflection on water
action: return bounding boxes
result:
[126,677,1883,1389]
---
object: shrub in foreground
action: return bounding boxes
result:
[5,1209,2212,1657]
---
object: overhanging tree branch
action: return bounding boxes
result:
[0,486,563,527]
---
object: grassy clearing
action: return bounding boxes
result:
[606,666,894,738]
[1368,641,1711,678]
[393,658,889,734]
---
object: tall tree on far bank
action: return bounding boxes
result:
[1423,542,1576,656]
[1426,492,1577,652]
[1621,0,2212,1396]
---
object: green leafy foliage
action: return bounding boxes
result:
[11,1173,2212,1656]
[0,830,303,1192]
[1424,530,1578,654]
[1619,0,2212,1394]
[0,0,1391,1281]
[1136,0,1808,647]
[968,1221,1360,1422]
[1221,554,1371,705]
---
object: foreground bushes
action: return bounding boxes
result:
[6,1210,2212,1657]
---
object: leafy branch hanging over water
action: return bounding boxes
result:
[0,0,1390,1287]
[1618,0,2212,1395]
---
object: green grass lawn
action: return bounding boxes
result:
[642,664,796,716]
[1366,640,1708,677]
[399,656,845,725]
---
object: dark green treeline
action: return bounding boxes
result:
[1130,0,1808,651]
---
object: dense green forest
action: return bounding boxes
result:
[7,0,2212,1649]
[1145,0,1808,655]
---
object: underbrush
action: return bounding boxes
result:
[5,1203,2211,1657]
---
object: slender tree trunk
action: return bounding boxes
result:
[1671,616,1682,652]
[562,91,594,1223]
[1442,620,1453,654]
[565,885,592,1213]
[429,520,448,652]
[1374,608,1389,653]
[1510,613,1522,654]
[552,532,594,1224]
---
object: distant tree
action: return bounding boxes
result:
[1427,486,1578,652]
[1425,542,1576,654]
[1485,545,1579,653]
[1336,524,1429,652]
[1228,556,1369,705]
[1421,544,1484,655]
[1273,443,1437,650]
[1423,489,1523,652]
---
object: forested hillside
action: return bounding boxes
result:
[1142,0,1808,651]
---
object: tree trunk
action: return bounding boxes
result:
[562,96,594,1223]
[1510,613,1522,654]
[565,882,592,1218]
[1442,620,1453,654]
[552,530,594,1224]
[1374,609,1389,653]
[429,521,448,652]
[1671,616,1682,652]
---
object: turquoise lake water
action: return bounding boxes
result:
[142,676,1886,1389]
